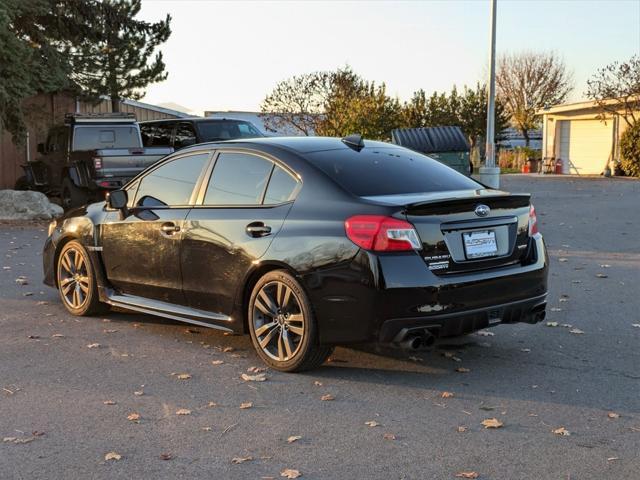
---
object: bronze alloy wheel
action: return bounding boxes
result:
[252,280,305,362]
[248,270,333,372]
[56,241,106,316]
[58,246,90,309]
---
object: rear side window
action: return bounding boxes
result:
[264,165,298,204]
[134,153,209,207]
[174,123,197,149]
[306,146,480,196]
[140,123,174,147]
[204,152,272,205]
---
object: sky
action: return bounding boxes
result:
[138,0,640,115]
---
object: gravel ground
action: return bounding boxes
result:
[1,176,639,480]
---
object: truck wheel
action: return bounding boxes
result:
[14,176,31,191]
[61,178,88,210]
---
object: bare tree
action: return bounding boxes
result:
[496,51,573,145]
[260,72,331,135]
[586,55,640,127]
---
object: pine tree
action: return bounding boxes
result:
[72,0,171,112]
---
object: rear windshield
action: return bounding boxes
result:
[73,125,141,150]
[197,121,263,141]
[306,146,480,196]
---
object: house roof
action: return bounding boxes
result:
[537,96,640,115]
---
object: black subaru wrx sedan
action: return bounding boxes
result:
[43,136,548,372]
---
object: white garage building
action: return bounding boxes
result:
[538,99,637,175]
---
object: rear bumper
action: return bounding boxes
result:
[379,293,547,343]
[307,234,548,345]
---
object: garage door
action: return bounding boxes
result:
[557,120,613,174]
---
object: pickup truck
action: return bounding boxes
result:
[18,113,173,209]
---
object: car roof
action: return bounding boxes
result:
[180,136,396,154]
[139,117,254,124]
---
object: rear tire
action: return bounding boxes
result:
[56,241,108,316]
[14,176,31,191]
[61,178,88,210]
[248,270,333,372]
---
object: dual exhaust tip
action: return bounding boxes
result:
[398,331,435,351]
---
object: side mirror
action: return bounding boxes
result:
[107,189,128,210]
[37,143,45,154]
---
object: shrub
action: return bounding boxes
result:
[620,122,640,177]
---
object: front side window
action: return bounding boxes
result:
[204,152,273,205]
[134,153,209,207]
[140,123,174,147]
[197,121,262,141]
[72,126,141,151]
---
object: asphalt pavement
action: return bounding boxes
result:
[1,176,639,480]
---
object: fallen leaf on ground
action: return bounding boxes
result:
[15,277,28,285]
[408,356,423,362]
[32,431,45,437]
[457,426,468,432]
[561,324,573,328]
[314,381,323,386]
[632,324,640,328]
[241,373,267,382]
[281,469,302,479]
[550,307,562,312]
[596,273,608,278]
[607,457,619,462]
[176,373,191,380]
[320,394,335,401]
[27,335,40,339]
[521,348,531,353]
[552,427,570,436]
[456,472,479,479]
[456,367,470,373]
[546,322,558,327]
[442,391,454,398]
[287,435,302,443]
[36,301,48,305]
[211,360,224,365]
[127,413,140,422]
[104,329,118,333]
[600,264,611,268]
[608,412,620,419]
[476,330,494,337]
[3,437,35,444]
[558,258,568,262]
[231,456,252,464]
[207,402,217,407]
[201,426,212,431]
[105,452,121,461]
[103,400,116,405]
[239,402,253,409]
[160,453,172,460]
[185,328,199,334]
[87,343,100,349]
[365,421,380,427]
[383,433,396,440]
[247,366,266,373]
[52,334,65,338]
[223,346,234,352]
[569,328,584,334]
[481,418,503,429]
[134,390,144,396]
[175,408,191,415]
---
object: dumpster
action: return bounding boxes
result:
[391,126,472,176]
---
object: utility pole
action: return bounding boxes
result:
[478,0,501,189]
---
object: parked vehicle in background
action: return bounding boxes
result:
[391,126,473,176]
[17,113,173,210]
[43,135,548,372]
[139,117,265,150]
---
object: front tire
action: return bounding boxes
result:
[248,270,333,372]
[56,241,107,316]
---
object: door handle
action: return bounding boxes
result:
[160,222,180,235]
[246,222,272,238]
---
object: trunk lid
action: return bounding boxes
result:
[362,189,532,274]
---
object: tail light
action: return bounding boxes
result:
[528,204,539,236]
[345,215,421,252]
[93,157,103,170]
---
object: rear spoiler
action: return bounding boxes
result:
[404,193,531,215]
